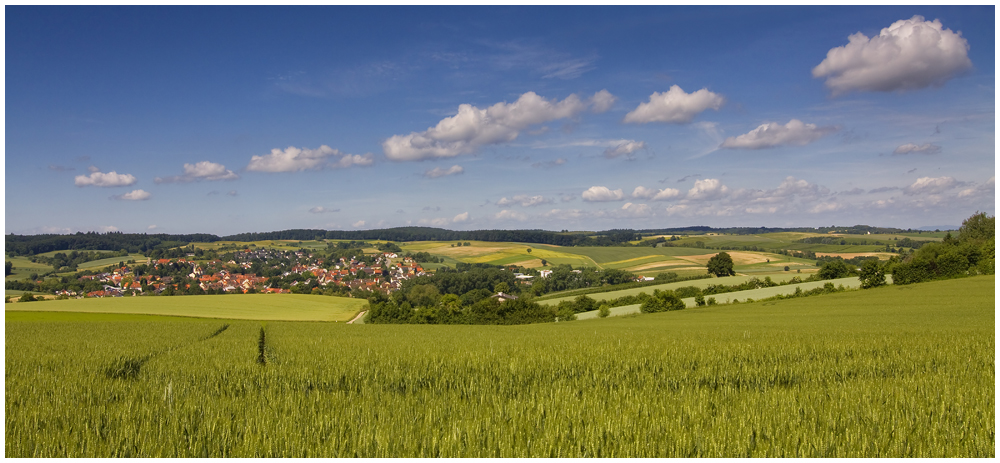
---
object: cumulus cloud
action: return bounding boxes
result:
[495,209,528,221]
[383,92,592,161]
[111,189,151,201]
[603,140,646,159]
[453,212,470,223]
[903,176,959,195]
[74,170,137,187]
[497,195,550,207]
[582,186,625,202]
[620,202,652,217]
[893,143,941,155]
[247,145,374,172]
[720,119,837,149]
[309,207,339,214]
[590,89,617,113]
[148,225,158,230]
[632,186,681,201]
[623,85,724,124]
[686,178,730,201]
[155,161,239,183]
[813,16,972,95]
[352,220,366,228]
[423,165,465,178]
[809,201,845,213]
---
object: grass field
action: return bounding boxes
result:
[572,276,872,318]
[5,276,992,457]
[4,294,367,322]
[536,274,835,306]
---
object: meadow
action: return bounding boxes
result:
[5,276,993,457]
[5,294,367,322]
[537,275,861,307]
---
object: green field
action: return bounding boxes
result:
[5,276,993,457]
[573,276,872,318]
[4,294,367,322]
[398,240,819,276]
[537,274,812,306]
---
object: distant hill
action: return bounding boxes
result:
[5,224,921,256]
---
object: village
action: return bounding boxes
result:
[60,250,428,298]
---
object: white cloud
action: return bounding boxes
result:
[453,212,470,223]
[74,170,137,187]
[309,207,339,214]
[686,178,730,201]
[623,85,724,124]
[582,186,624,202]
[809,202,845,213]
[496,195,549,207]
[620,202,652,217]
[87,165,100,173]
[720,119,837,149]
[813,16,972,95]
[147,225,158,230]
[247,145,373,172]
[903,176,959,195]
[155,161,239,183]
[603,140,646,159]
[100,226,119,232]
[111,189,151,201]
[495,209,528,221]
[423,165,465,178]
[383,92,590,161]
[352,220,367,228]
[632,186,681,201]
[893,143,941,155]
[590,89,617,113]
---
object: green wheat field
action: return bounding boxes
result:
[5,276,994,457]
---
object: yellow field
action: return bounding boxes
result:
[5,294,367,322]
[399,241,593,268]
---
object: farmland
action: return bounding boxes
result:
[5,276,993,457]
[398,239,821,276]
[5,294,367,322]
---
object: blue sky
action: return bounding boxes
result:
[6,6,995,235]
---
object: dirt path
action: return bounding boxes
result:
[347,311,367,324]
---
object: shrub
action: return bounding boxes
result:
[640,290,685,313]
[859,260,886,289]
[598,304,610,318]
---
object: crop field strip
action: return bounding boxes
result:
[5,276,993,457]
[5,294,367,322]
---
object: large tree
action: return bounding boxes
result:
[858,259,886,289]
[706,252,735,277]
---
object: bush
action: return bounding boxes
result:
[859,260,886,289]
[598,304,610,318]
[573,295,597,313]
[694,295,705,307]
[640,290,685,313]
